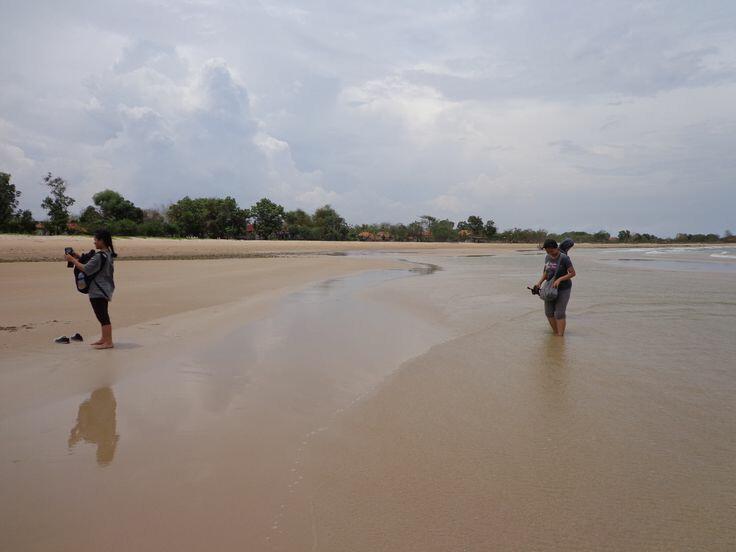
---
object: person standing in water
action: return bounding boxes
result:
[65,229,117,349]
[534,238,575,336]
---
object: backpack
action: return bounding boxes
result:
[539,252,569,302]
[560,237,575,254]
[74,250,109,298]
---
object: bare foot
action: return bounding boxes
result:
[92,342,114,350]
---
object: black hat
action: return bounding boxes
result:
[542,238,558,249]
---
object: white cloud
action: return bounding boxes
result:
[428,194,463,214]
[1,0,735,234]
[295,186,339,208]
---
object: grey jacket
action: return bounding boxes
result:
[84,251,115,300]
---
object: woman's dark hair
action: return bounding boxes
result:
[543,238,559,249]
[94,229,118,258]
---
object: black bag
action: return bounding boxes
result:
[560,237,575,254]
[74,250,108,298]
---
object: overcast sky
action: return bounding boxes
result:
[1,0,734,235]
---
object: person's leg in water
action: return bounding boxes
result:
[544,299,558,334]
[555,318,566,336]
[90,298,114,349]
[553,288,571,337]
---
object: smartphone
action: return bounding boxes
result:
[65,247,74,267]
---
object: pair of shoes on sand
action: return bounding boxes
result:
[54,333,83,344]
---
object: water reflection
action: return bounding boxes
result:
[534,334,570,413]
[68,387,119,466]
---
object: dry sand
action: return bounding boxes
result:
[0,234,518,262]
[1,238,734,551]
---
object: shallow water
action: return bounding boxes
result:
[282,248,736,551]
[1,248,735,551]
[600,245,736,272]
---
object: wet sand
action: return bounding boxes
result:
[1,245,735,551]
[0,255,404,353]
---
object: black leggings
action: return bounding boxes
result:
[90,298,111,326]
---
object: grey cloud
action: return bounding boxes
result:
[114,40,188,79]
[1,0,735,234]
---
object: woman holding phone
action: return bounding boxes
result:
[65,229,117,349]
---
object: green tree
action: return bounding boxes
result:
[419,215,436,234]
[79,205,103,228]
[0,172,21,230]
[41,173,75,234]
[429,218,456,242]
[208,197,248,239]
[312,205,349,240]
[618,229,631,242]
[407,221,424,241]
[390,223,409,241]
[250,198,285,239]
[91,190,144,222]
[483,219,497,239]
[10,210,36,233]
[168,197,203,237]
[284,209,314,240]
[137,208,173,236]
[593,230,611,242]
[466,215,484,236]
[168,196,248,238]
[109,218,140,236]
[498,227,544,243]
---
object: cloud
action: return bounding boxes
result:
[1,0,735,234]
[1,36,339,214]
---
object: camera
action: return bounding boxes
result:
[65,247,74,268]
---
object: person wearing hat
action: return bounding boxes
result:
[533,238,576,336]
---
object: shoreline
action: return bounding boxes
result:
[0,234,729,262]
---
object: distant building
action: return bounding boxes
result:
[67,221,82,234]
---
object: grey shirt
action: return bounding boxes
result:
[84,250,115,300]
[544,252,573,291]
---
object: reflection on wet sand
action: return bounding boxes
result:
[535,334,570,412]
[68,387,119,466]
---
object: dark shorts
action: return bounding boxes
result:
[90,297,111,326]
[544,287,571,320]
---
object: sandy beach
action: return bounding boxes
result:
[0,233,710,262]
[1,238,735,551]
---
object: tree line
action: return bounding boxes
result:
[1,171,734,244]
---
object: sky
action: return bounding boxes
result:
[1,0,734,235]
